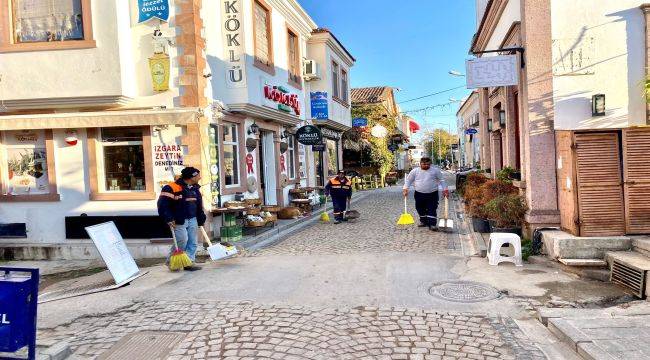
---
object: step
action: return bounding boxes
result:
[605,251,650,271]
[558,258,607,267]
[632,237,650,258]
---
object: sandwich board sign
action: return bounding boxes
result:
[85,222,140,285]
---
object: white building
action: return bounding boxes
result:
[456,92,480,168]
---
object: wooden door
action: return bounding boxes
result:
[622,128,650,234]
[574,132,626,236]
[556,131,579,235]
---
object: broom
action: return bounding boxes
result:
[397,196,415,226]
[169,225,192,271]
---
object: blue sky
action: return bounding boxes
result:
[298,0,477,139]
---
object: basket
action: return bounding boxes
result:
[244,198,263,206]
[224,201,246,208]
[261,205,281,213]
[246,207,261,215]
[263,214,277,223]
[246,220,267,227]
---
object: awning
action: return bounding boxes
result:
[0,108,200,131]
[409,120,421,133]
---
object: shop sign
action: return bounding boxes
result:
[222,0,247,88]
[138,0,169,23]
[149,52,170,92]
[466,55,519,89]
[352,118,368,127]
[208,125,221,206]
[312,143,326,152]
[263,84,301,116]
[14,131,38,142]
[310,92,328,120]
[296,125,322,145]
[153,144,183,171]
[319,127,341,140]
[465,128,478,135]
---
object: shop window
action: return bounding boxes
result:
[341,69,348,103]
[326,138,338,177]
[1,0,95,52]
[0,129,59,201]
[223,123,240,187]
[88,127,154,201]
[253,0,273,73]
[331,61,340,99]
[287,135,296,179]
[287,29,301,87]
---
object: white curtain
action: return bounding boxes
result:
[14,0,83,42]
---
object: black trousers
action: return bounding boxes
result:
[414,191,439,226]
[332,195,348,220]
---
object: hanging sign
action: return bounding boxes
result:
[295,125,322,145]
[466,55,519,89]
[465,128,478,135]
[310,92,328,120]
[148,53,170,92]
[138,0,170,23]
[312,143,326,152]
[352,118,368,127]
[263,84,301,116]
[319,127,341,140]
[246,154,254,174]
[222,0,247,88]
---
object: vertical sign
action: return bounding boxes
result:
[138,0,170,23]
[310,92,329,120]
[209,125,222,206]
[222,0,247,88]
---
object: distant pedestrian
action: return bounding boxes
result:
[157,167,206,271]
[402,157,449,231]
[325,170,352,224]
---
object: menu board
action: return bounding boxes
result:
[85,222,140,285]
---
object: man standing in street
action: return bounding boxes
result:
[157,166,206,271]
[402,157,449,231]
[325,170,352,224]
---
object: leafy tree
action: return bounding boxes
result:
[421,129,458,164]
[350,104,398,181]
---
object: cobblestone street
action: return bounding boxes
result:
[37,186,548,359]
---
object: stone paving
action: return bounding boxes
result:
[39,300,543,360]
[243,187,461,257]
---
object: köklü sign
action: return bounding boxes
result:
[296,125,323,146]
[263,84,301,116]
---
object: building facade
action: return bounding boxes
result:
[456,92,480,168]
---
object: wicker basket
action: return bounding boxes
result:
[261,205,281,213]
[246,220,267,227]
[246,207,261,215]
[224,201,246,208]
[263,214,277,222]
[244,198,263,206]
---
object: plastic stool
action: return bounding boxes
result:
[487,233,523,267]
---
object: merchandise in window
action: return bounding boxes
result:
[287,135,296,179]
[223,123,240,186]
[100,128,146,191]
[12,0,84,43]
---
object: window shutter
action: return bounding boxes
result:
[623,128,650,234]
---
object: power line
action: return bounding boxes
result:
[398,85,466,104]
[400,101,456,115]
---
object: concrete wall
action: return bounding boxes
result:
[551,0,647,130]
[485,0,521,52]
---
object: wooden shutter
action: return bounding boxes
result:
[574,132,625,236]
[622,128,650,234]
[556,131,579,235]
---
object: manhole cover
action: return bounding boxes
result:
[97,331,186,360]
[428,281,500,303]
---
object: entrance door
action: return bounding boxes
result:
[314,150,324,187]
[260,131,277,205]
[622,128,650,234]
[574,132,626,236]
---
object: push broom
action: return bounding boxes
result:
[397,196,415,226]
[169,225,192,271]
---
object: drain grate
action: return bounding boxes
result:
[428,281,500,303]
[97,331,186,360]
[611,260,646,299]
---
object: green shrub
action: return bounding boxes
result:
[484,193,528,228]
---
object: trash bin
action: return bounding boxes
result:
[0,267,39,360]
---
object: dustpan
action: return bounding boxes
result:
[437,197,454,231]
[397,197,415,225]
[200,226,238,261]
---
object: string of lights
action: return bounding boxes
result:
[400,101,456,115]
[397,85,466,104]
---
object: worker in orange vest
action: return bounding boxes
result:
[325,170,352,224]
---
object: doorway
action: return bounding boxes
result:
[314,150,324,187]
[259,131,277,205]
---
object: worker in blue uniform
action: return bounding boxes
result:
[325,170,352,224]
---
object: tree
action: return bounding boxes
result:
[350,104,398,180]
[421,129,458,165]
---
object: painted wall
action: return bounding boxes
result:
[0,0,179,107]
[551,0,647,130]
[484,0,521,52]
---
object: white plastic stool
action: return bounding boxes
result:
[487,233,523,267]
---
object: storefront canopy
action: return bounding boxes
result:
[0,108,199,131]
[409,120,421,133]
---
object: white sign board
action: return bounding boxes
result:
[466,55,519,89]
[85,222,140,285]
[222,0,247,88]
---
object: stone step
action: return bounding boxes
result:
[528,256,611,282]
[632,237,650,258]
[605,251,650,270]
[558,258,608,267]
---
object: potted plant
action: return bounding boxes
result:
[496,166,521,183]
[484,193,528,236]
[463,173,490,232]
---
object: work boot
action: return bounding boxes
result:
[333,218,342,224]
[418,223,428,227]
[429,225,438,232]
[184,265,202,271]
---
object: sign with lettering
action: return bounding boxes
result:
[85,222,140,285]
[319,127,341,140]
[296,125,323,146]
[0,267,38,356]
[312,143,326,152]
[310,92,328,120]
[138,0,169,23]
[208,125,221,206]
[222,0,247,88]
[465,128,478,135]
[263,84,301,116]
[466,55,519,89]
[352,118,368,127]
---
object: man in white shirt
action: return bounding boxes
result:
[402,157,449,230]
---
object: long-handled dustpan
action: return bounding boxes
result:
[397,197,415,226]
[200,226,238,261]
[437,197,454,231]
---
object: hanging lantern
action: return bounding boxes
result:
[370,124,388,138]
[149,52,171,92]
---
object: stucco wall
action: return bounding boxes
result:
[551,0,647,130]
[485,0,521,52]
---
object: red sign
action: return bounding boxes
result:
[264,85,301,115]
[246,154,254,174]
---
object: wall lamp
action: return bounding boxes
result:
[499,110,506,126]
[248,122,260,135]
[592,94,606,116]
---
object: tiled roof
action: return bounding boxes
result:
[350,86,391,104]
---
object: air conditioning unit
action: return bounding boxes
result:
[303,60,321,81]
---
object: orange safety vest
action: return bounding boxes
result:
[160,182,183,200]
[328,177,351,190]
